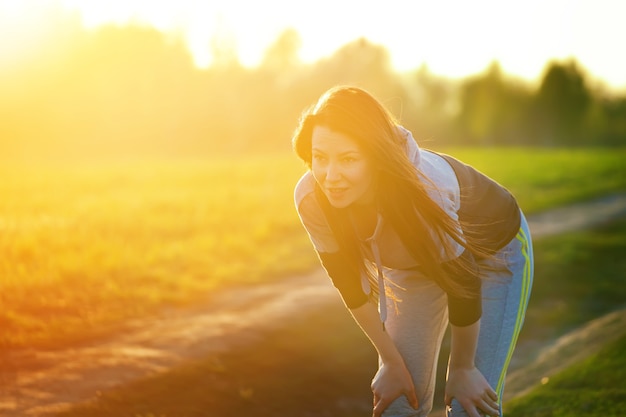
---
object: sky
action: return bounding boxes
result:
[1,0,625,90]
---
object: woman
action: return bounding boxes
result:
[292,86,533,417]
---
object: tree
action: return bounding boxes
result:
[600,95,626,145]
[310,38,407,108]
[455,62,531,145]
[400,64,456,145]
[260,28,302,74]
[530,60,592,145]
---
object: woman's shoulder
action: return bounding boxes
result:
[294,172,327,222]
[418,150,457,183]
[293,172,339,252]
[416,149,460,205]
[294,171,317,209]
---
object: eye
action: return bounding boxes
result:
[342,156,357,163]
[312,154,327,163]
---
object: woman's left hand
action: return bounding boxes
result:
[444,367,500,417]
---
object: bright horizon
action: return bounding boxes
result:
[2,0,625,90]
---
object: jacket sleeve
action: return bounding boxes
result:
[295,177,368,309]
[441,249,482,327]
[417,152,483,326]
[317,251,369,309]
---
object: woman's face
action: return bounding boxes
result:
[311,125,376,208]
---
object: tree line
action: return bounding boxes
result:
[1,19,624,160]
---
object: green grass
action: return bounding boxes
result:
[498,217,626,416]
[443,147,626,213]
[0,155,317,348]
[505,334,626,417]
[519,217,626,342]
[51,215,626,417]
[1,147,625,349]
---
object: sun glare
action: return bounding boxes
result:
[3,0,625,89]
[56,0,289,69]
[0,2,57,70]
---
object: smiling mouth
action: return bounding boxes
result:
[326,187,348,196]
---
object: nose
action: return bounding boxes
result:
[325,161,342,182]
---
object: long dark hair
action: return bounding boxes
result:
[293,86,484,298]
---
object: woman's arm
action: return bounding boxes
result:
[314,251,418,415]
[445,320,500,417]
[349,301,419,417]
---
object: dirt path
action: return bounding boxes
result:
[2,192,626,417]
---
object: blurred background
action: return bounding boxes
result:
[1,0,625,161]
[2,1,626,416]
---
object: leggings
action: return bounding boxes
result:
[381,212,534,417]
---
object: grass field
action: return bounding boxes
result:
[505,333,626,417]
[51,214,626,417]
[1,147,626,349]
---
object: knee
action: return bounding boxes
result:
[382,395,431,417]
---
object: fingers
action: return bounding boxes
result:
[457,402,497,417]
[372,396,393,417]
[473,392,499,416]
[405,388,419,409]
[372,392,418,417]
[482,390,500,415]
[478,398,500,416]
[486,388,498,402]
[450,394,500,417]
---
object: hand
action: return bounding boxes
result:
[371,361,419,417]
[445,367,499,417]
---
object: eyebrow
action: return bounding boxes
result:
[311,148,361,156]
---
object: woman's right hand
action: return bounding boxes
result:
[371,360,419,417]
